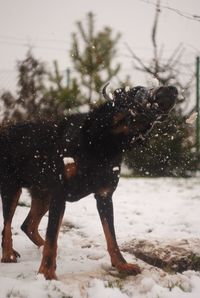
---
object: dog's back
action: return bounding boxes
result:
[0,122,59,187]
[0,113,88,189]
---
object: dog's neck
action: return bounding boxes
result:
[81,103,136,158]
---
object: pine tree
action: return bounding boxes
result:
[70,12,121,106]
[44,60,81,116]
[1,50,47,122]
[0,51,82,122]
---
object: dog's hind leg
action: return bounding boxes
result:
[95,191,141,275]
[1,186,22,263]
[21,195,50,247]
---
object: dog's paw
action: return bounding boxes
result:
[1,249,20,263]
[38,266,58,280]
[115,262,141,275]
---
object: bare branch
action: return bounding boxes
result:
[166,43,183,66]
[152,0,160,74]
[125,42,155,76]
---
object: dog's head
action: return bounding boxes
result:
[103,83,177,144]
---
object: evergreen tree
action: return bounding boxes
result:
[1,50,47,122]
[44,60,81,117]
[0,13,122,122]
[0,51,81,122]
[125,111,197,177]
[70,12,121,106]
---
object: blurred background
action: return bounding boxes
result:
[0,0,200,177]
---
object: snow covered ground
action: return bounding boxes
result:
[0,177,200,298]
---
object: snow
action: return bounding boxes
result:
[125,86,130,92]
[186,112,198,125]
[112,166,119,172]
[0,177,200,298]
[63,157,75,165]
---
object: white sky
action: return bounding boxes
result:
[0,0,200,90]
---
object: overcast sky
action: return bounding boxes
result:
[0,0,200,90]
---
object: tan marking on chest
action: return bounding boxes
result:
[64,162,77,179]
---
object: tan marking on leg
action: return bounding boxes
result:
[1,189,22,263]
[22,196,50,246]
[97,187,113,199]
[38,239,57,280]
[38,209,64,280]
[102,219,124,265]
[102,219,141,275]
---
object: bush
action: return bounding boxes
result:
[125,111,198,177]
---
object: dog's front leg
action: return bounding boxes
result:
[95,192,141,275]
[38,187,65,280]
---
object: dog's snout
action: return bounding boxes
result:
[155,85,178,112]
[166,86,178,98]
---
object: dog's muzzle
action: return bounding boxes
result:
[153,86,178,113]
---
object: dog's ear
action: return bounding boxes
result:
[113,88,127,101]
[113,86,149,109]
[128,86,149,106]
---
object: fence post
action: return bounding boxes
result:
[66,68,70,89]
[196,56,200,154]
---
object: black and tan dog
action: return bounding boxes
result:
[0,83,177,279]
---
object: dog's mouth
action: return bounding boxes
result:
[151,86,178,114]
[103,83,178,143]
[102,83,177,117]
[127,85,178,124]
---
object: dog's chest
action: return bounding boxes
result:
[63,157,120,201]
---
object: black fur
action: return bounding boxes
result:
[0,85,177,279]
